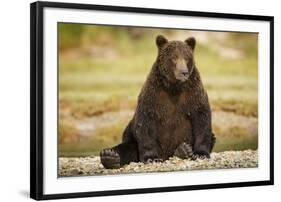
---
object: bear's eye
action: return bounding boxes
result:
[187,60,193,68]
[171,58,177,64]
[184,57,193,67]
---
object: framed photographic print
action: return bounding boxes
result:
[30,1,274,200]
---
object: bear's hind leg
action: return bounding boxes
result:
[100,148,120,169]
[100,141,139,169]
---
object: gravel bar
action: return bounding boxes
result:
[59,150,258,177]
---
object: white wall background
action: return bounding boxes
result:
[0,0,279,201]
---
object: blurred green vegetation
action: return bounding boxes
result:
[58,23,258,157]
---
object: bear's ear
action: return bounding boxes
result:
[156,35,168,49]
[185,37,196,51]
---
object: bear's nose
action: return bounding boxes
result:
[180,70,189,77]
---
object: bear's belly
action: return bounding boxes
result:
[157,115,193,160]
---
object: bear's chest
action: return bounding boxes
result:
[155,91,193,158]
[156,90,191,120]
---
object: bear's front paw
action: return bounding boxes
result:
[192,144,210,160]
[174,142,193,159]
[140,150,160,163]
[100,148,121,169]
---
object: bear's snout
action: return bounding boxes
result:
[180,69,189,77]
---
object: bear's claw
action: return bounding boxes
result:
[191,153,210,160]
[145,158,163,163]
[174,142,193,159]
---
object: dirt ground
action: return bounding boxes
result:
[59,150,258,177]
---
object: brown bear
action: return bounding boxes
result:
[100,35,216,169]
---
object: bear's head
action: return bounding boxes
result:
[156,35,196,83]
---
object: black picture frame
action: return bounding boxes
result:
[30,1,274,200]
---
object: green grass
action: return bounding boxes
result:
[213,137,258,152]
[212,125,258,152]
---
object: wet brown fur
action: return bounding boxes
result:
[100,35,215,168]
